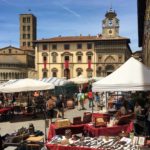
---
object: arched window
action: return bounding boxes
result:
[42,52,48,57]
[51,68,58,77]
[9,72,11,79]
[76,68,83,76]
[76,51,83,63]
[43,56,47,62]
[104,56,115,63]
[76,51,83,56]
[86,51,93,61]
[42,68,48,78]
[96,66,102,77]
[86,68,93,78]
[51,52,58,63]
[3,73,6,80]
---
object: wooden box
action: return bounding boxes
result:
[55,119,71,128]
[94,117,107,127]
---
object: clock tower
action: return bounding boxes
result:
[102,7,119,38]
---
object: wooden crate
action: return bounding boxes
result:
[55,119,70,128]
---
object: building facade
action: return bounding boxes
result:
[0,46,36,83]
[35,8,132,79]
[20,14,37,50]
[132,50,143,62]
[138,0,150,67]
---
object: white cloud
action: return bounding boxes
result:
[56,1,81,18]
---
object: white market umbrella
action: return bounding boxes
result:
[39,77,69,86]
[93,57,150,92]
[1,78,54,93]
[68,75,89,84]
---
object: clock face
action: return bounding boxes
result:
[109,20,112,26]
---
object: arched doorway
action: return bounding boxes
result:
[64,68,70,79]
[105,65,114,75]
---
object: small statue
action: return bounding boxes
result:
[28,123,35,135]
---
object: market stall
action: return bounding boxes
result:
[92,57,150,92]
[84,122,133,137]
[39,77,69,86]
[0,78,54,93]
[46,135,150,150]
[68,75,89,84]
[48,123,85,141]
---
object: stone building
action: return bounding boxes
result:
[138,0,150,67]
[34,8,132,79]
[20,14,37,50]
[132,50,143,62]
[0,13,37,83]
[0,46,36,83]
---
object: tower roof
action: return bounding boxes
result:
[105,7,117,19]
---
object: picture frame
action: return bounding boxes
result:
[138,136,145,146]
[133,136,138,145]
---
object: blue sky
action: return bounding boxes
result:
[0,0,139,51]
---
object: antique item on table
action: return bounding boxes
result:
[94,117,107,127]
[117,114,132,125]
[119,130,129,138]
[65,129,72,139]
[133,136,139,145]
[28,123,35,135]
[50,135,63,144]
[73,116,82,125]
[71,134,79,141]
[83,112,92,123]
[138,136,145,146]
[61,138,69,145]
[55,118,70,128]
[48,135,140,149]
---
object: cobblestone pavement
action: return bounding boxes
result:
[0,100,95,137]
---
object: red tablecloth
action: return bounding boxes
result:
[48,124,85,141]
[0,107,12,114]
[84,112,109,118]
[46,144,104,150]
[84,122,133,137]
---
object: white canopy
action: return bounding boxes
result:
[39,77,69,86]
[92,57,150,92]
[68,75,89,84]
[0,78,54,93]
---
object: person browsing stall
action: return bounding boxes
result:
[46,96,55,123]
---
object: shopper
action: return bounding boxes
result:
[94,92,100,110]
[56,94,64,118]
[88,90,94,108]
[46,96,55,122]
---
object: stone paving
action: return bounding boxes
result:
[0,101,94,137]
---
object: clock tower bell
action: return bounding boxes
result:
[102,7,119,38]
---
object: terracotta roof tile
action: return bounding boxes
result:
[34,35,129,43]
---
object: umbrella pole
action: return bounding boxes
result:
[27,92,30,113]
[106,92,108,110]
